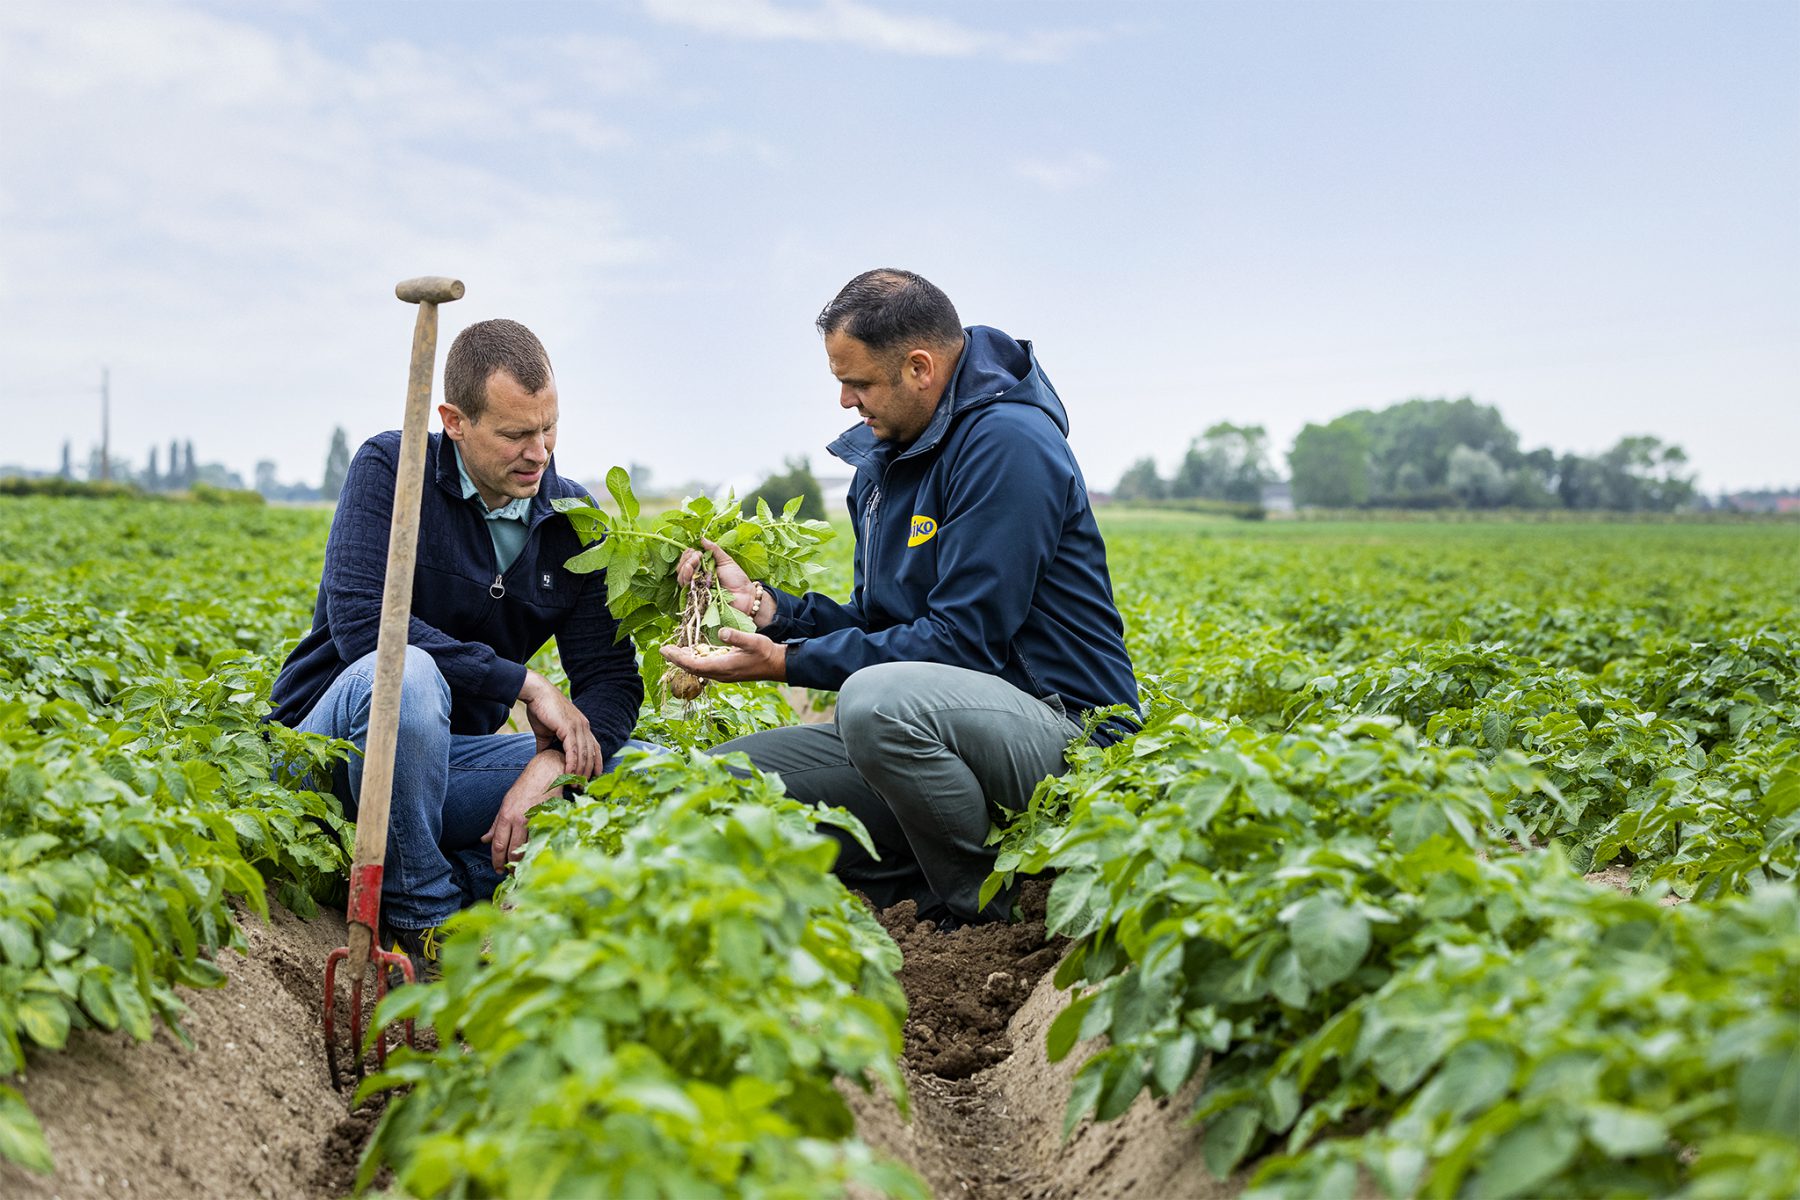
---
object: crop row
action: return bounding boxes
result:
[992,708,1798,1198]
[359,751,923,1199]
[5,501,1797,1194]
[0,500,352,1171]
[990,523,1800,1196]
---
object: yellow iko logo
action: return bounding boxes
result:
[908,515,939,547]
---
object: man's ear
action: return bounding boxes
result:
[905,348,937,389]
[439,403,468,441]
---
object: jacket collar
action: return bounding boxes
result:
[431,432,559,528]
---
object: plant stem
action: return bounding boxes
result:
[603,528,692,552]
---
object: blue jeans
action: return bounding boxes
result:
[298,646,656,928]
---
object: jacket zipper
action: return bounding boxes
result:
[861,480,884,612]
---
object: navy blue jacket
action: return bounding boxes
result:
[268,431,642,754]
[766,326,1140,739]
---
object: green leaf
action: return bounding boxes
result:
[1151,1029,1200,1095]
[1482,709,1513,751]
[1585,1103,1668,1156]
[1202,1104,1259,1179]
[16,995,69,1050]
[1466,1115,1581,1200]
[1738,1046,1800,1135]
[1287,893,1370,989]
[1045,871,1099,936]
[564,540,614,574]
[1267,947,1311,1008]
[1046,994,1093,1062]
[605,465,639,519]
[0,1084,53,1174]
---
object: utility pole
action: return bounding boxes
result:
[99,366,112,482]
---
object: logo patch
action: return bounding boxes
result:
[907,515,939,547]
[539,572,554,589]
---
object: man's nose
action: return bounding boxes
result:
[523,435,549,463]
[839,385,857,410]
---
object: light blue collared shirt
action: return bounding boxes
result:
[454,446,532,573]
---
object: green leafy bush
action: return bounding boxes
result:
[360,751,921,1199]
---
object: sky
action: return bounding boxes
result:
[1,0,1796,496]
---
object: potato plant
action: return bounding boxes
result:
[0,499,353,1172]
[554,467,834,706]
[360,751,922,1200]
[1002,706,1799,1199]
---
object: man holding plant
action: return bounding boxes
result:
[664,269,1140,927]
[269,319,647,973]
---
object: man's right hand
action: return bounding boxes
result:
[676,539,771,629]
[519,670,602,777]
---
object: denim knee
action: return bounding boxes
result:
[396,645,451,730]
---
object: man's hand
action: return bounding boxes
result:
[660,627,788,683]
[519,669,602,777]
[676,538,773,630]
[481,747,566,871]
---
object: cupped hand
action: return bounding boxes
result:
[659,627,787,683]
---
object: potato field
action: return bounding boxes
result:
[1,497,1796,1199]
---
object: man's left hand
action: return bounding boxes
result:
[660,628,788,683]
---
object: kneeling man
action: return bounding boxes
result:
[270,319,646,972]
[664,269,1140,926]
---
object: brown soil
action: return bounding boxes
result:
[874,878,1067,1078]
[851,878,1257,1200]
[0,902,365,1200]
[1585,863,1685,904]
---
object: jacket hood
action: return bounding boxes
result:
[828,325,1068,472]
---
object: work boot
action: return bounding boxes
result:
[379,918,445,984]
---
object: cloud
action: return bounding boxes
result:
[641,0,1098,62]
[0,1,660,480]
[1013,150,1110,192]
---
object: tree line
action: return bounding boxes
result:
[1113,397,1698,512]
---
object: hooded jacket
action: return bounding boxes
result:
[267,431,642,753]
[766,325,1140,740]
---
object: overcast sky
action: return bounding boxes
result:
[2,0,1796,495]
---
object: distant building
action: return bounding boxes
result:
[816,473,855,512]
[1720,489,1800,514]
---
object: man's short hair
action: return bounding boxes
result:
[444,319,553,421]
[816,270,963,357]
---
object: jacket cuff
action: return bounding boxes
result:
[761,587,797,642]
[782,640,844,693]
[484,656,530,705]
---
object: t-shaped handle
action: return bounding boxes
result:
[395,276,465,305]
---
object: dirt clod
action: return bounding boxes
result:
[876,879,1066,1079]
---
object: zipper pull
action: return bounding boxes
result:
[489,573,506,599]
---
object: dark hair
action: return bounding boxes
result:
[816,269,963,356]
[443,319,553,420]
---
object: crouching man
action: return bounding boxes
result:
[270,319,648,974]
[663,269,1140,927]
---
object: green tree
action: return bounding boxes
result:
[1288,420,1371,508]
[1446,445,1507,508]
[322,427,351,501]
[1356,397,1521,506]
[1113,457,1166,502]
[741,456,826,522]
[1172,423,1272,503]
